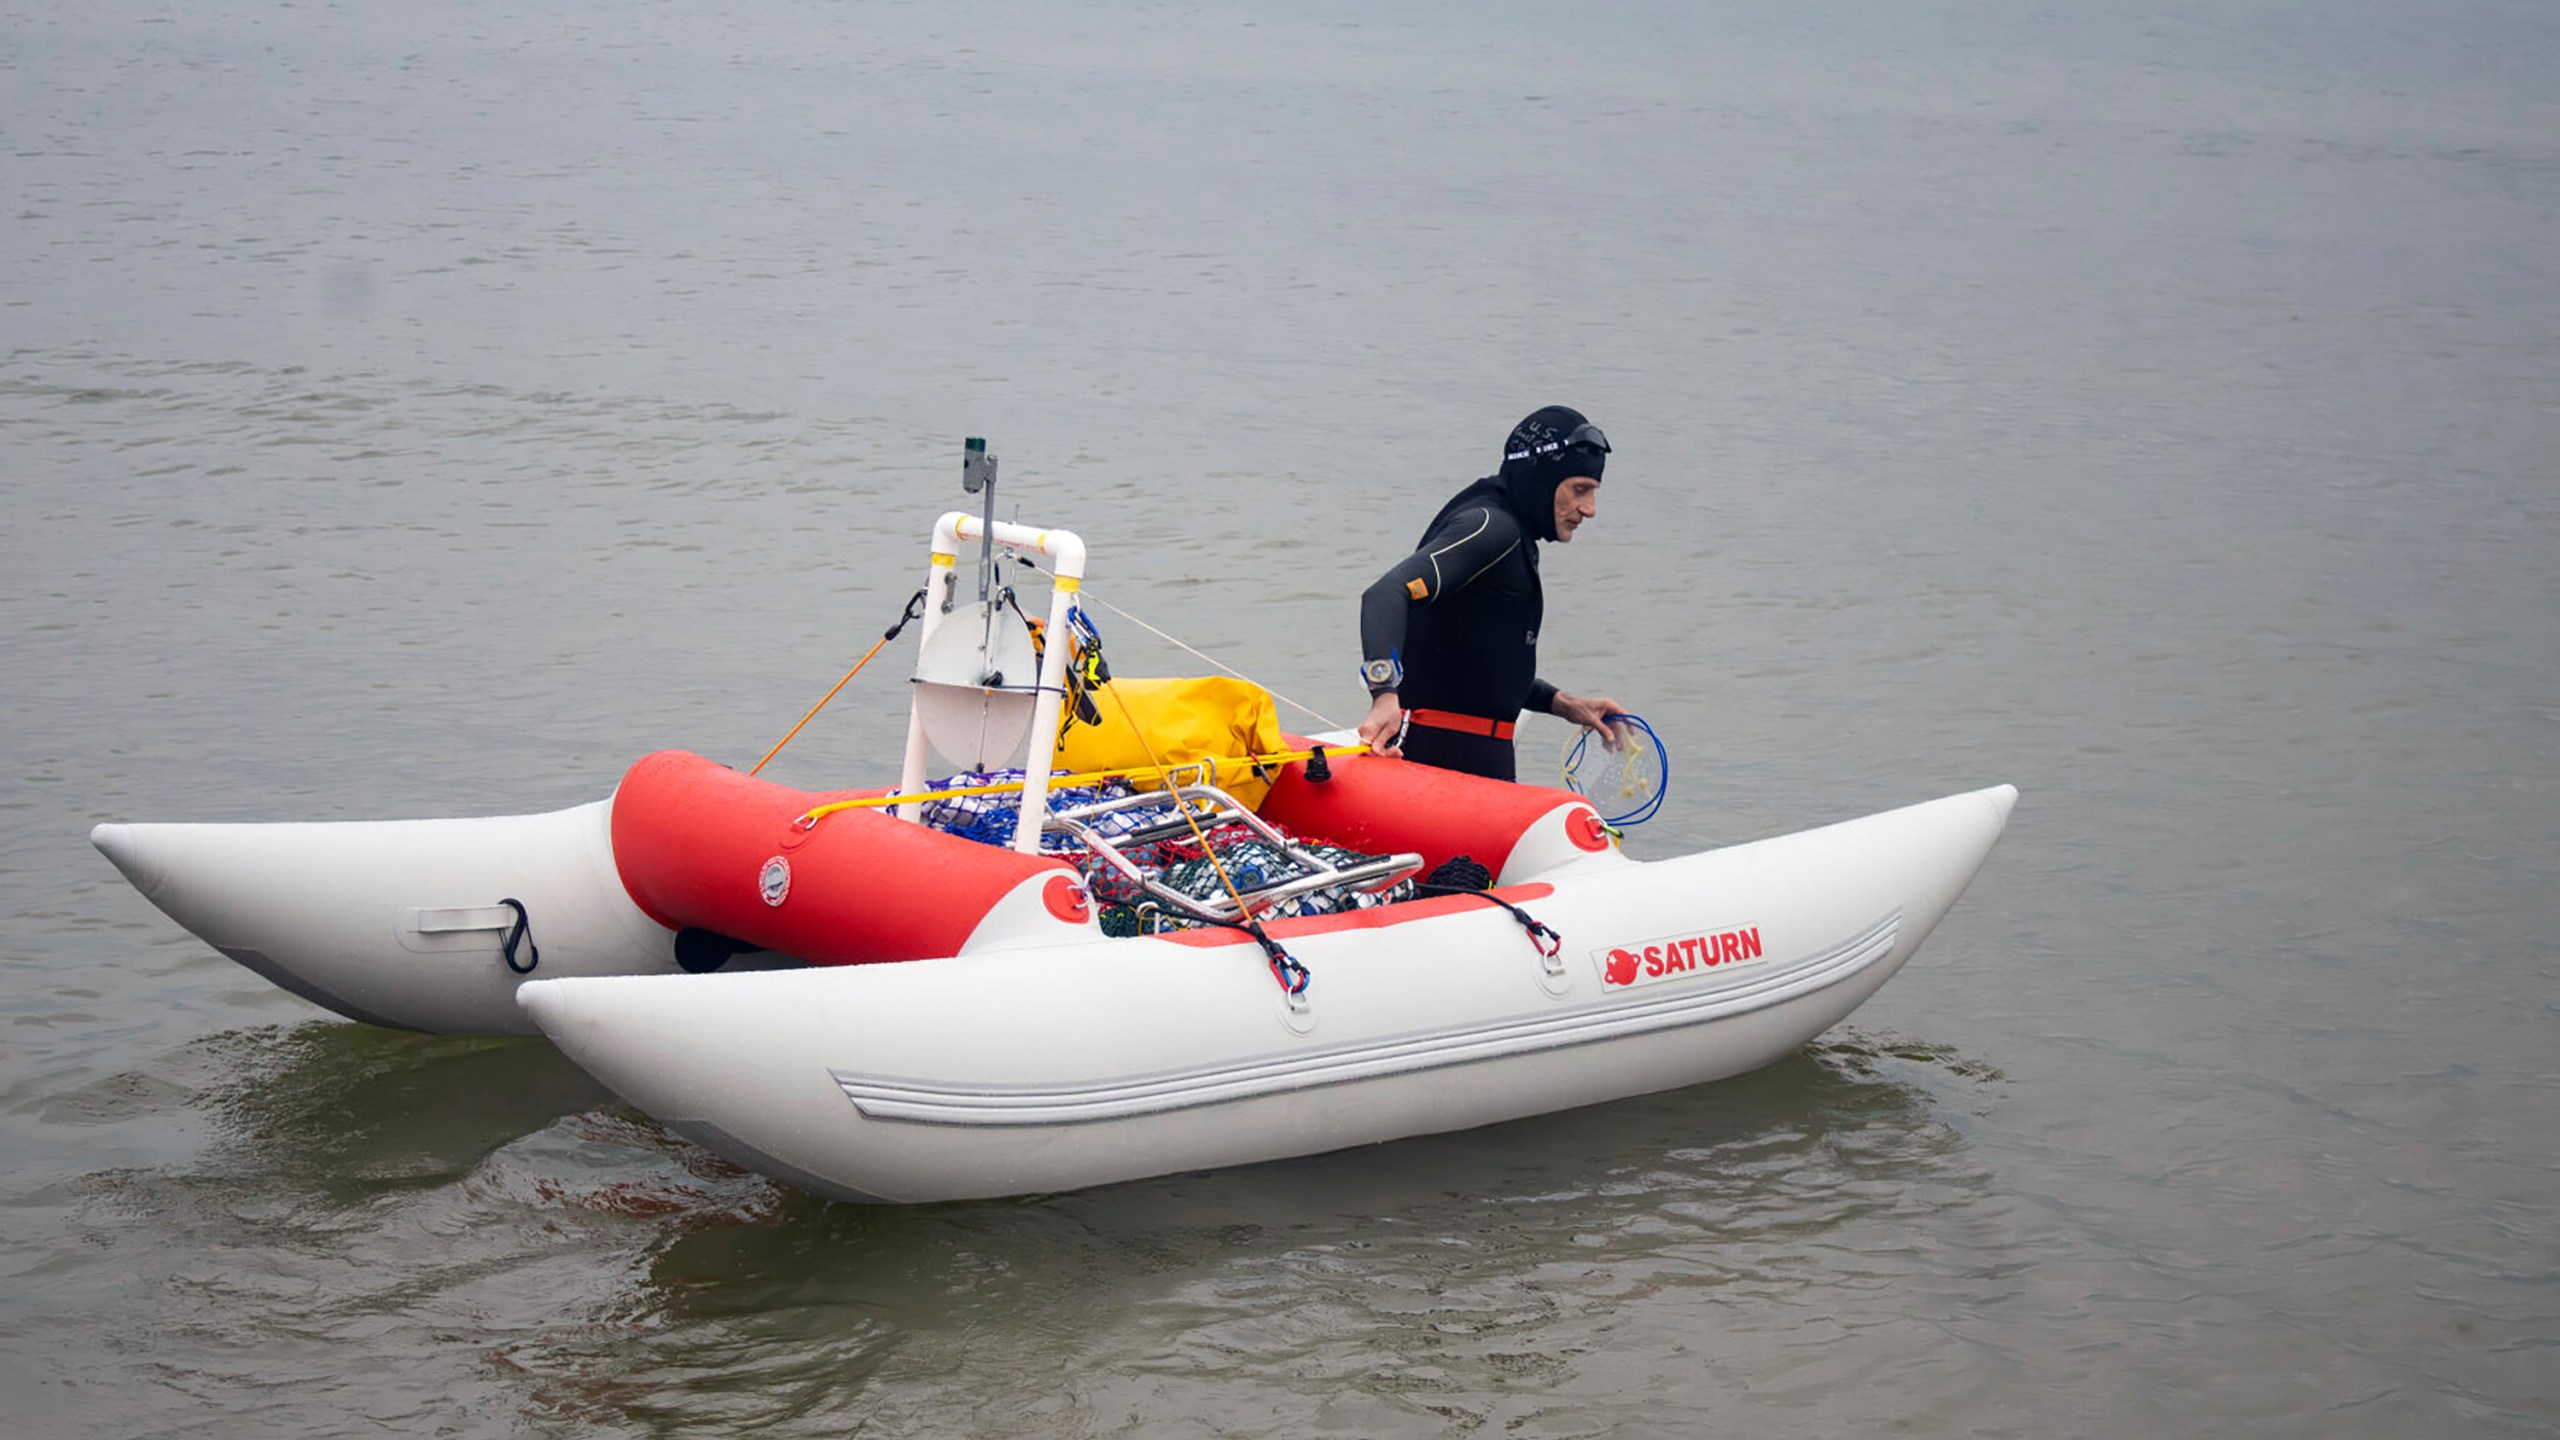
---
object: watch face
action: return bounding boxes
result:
[1363,659,1396,685]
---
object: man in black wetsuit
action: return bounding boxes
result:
[1355,405,1628,781]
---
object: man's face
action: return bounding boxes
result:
[1553,477,1601,542]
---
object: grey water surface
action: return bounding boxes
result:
[5,1,2556,1435]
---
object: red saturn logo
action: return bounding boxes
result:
[1599,926,1764,988]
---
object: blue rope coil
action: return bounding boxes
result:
[1562,713,1669,828]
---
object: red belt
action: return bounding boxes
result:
[1405,708,1515,741]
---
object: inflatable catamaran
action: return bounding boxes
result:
[91,442,2016,1202]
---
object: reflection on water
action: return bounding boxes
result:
[190,1024,622,1197]
[534,1034,2001,1434]
[59,1023,1997,1435]
[56,1024,770,1436]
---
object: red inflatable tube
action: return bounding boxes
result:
[610,750,1071,967]
[1258,742,1588,880]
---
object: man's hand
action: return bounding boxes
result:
[1357,692,1405,758]
[1550,690,1630,750]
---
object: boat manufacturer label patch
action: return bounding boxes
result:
[1594,925,1765,990]
[759,855,792,907]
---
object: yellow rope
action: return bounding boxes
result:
[748,629,902,778]
[796,742,1368,827]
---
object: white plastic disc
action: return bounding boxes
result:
[912,600,1042,771]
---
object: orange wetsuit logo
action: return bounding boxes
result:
[1596,926,1764,989]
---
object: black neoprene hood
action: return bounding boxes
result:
[1498,405,1607,542]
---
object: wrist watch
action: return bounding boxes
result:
[1361,656,1402,691]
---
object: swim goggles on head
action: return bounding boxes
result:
[1504,422,1612,464]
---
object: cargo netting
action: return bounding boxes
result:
[920,769,1417,937]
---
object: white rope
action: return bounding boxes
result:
[1072,587,1344,732]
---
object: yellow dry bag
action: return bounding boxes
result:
[1056,676,1286,808]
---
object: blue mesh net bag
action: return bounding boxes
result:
[920,770,1142,854]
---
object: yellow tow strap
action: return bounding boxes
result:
[795,743,1368,828]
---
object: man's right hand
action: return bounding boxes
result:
[1550,690,1632,750]
[1357,692,1405,758]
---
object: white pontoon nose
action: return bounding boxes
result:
[1985,783,2018,827]
[87,802,674,1034]
[88,822,156,893]
[514,977,582,1047]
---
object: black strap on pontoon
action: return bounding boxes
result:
[1413,861,1563,961]
[1194,913,1311,996]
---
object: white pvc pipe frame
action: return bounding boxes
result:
[894,513,1089,852]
